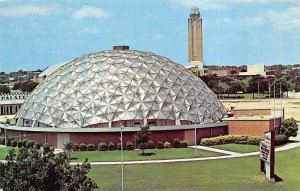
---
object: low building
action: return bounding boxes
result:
[223,108,282,136]
[239,64,266,77]
[0,93,27,116]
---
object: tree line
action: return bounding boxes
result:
[200,75,300,98]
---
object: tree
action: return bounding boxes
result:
[0,85,10,94]
[64,142,74,159]
[228,82,244,96]
[280,118,298,137]
[134,125,151,155]
[0,145,98,191]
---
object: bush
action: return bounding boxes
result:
[200,135,264,146]
[280,118,298,137]
[247,136,263,145]
[117,143,125,150]
[275,134,288,146]
[87,144,95,151]
[108,141,116,151]
[26,140,35,148]
[98,142,108,151]
[43,143,50,148]
[164,141,171,149]
[11,140,18,147]
[73,143,80,151]
[180,140,188,148]
[7,138,13,146]
[17,141,23,148]
[34,142,41,149]
[22,139,28,147]
[148,141,155,149]
[156,141,164,149]
[0,137,4,145]
[126,141,134,150]
[140,142,148,150]
[79,143,87,151]
[172,138,181,148]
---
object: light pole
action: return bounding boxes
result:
[121,125,124,191]
[4,125,7,156]
[193,121,197,157]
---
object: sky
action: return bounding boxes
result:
[0,0,300,72]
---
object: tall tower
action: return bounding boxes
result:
[188,7,203,69]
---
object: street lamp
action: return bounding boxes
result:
[120,125,124,191]
[193,121,197,157]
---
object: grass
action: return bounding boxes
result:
[69,148,224,162]
[89,147,300,191]
[210,144,260,153]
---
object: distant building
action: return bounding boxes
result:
[0,93,28,117]
[207,66,243,77]
[239,64,266,77]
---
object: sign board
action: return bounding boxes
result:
[260,142,270,164]
[0,94,27,101]
[260,131,275,182]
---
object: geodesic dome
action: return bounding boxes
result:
[15,49,226,128]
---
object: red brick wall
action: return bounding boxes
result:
[4,125,228,148]
[228,118,281,136]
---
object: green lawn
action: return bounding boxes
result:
[89,147,300,191]
[210,144,260,153]
[69,148,224,162]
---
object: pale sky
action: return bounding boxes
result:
[0,0,300,72]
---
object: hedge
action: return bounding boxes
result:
[200,135,264,146]
[98,142,108,151]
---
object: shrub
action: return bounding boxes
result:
[7,138,13,146]
[172,138,181,148]
[87,144,95,151]
[140,142,148,150]
[11,140,18,147]
[280,118,298,137]
[200,135,264,146]
[98,142,108,151]
[108,141,116,151]
[26,140,35,148]
[17,141,23,148]
[43,143,50,149]
[156,141,164,149]
[148,141,155,149]
[180,140,188,148]
[275,134,288,146]
[73,143,80,151]
[0,137,4,145]
[247,136,263,145]
[117,143,125,150]
[79,143,87,151]
[34,142,41,150]
[164,141,171,149]
[22,139,28,147]
[126,141,134,150]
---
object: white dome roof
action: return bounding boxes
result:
[16,50,225,128]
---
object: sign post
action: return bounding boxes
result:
[260,130,275,182]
